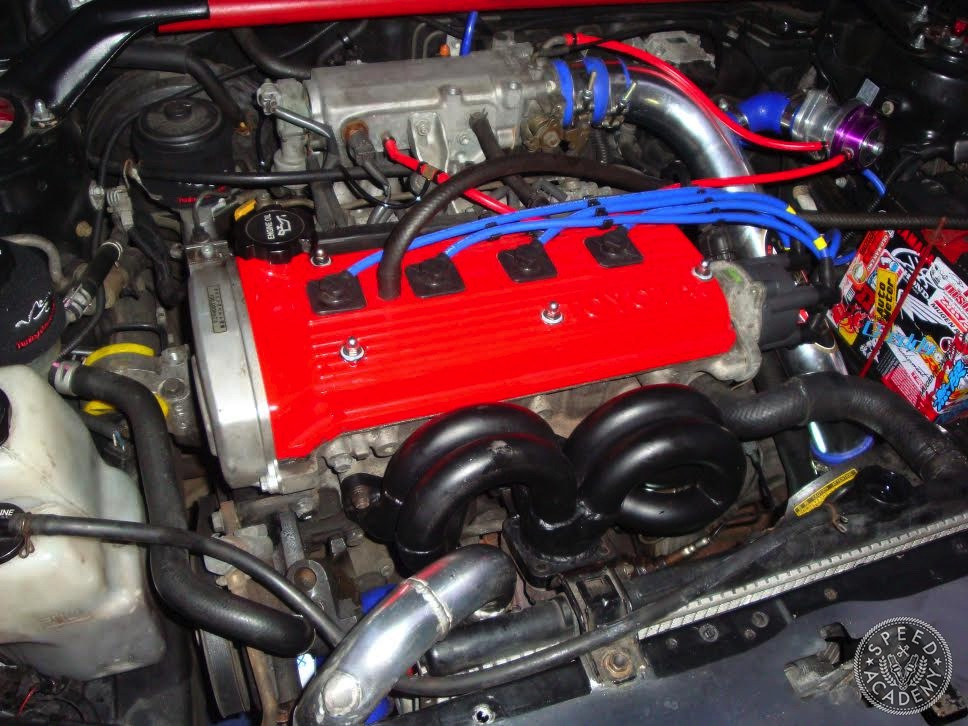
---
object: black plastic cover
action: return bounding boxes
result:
[235,206,315,265]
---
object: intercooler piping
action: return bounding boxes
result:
[293,545,516,726]
[547,61,768,258]
[51,362,315,656]
[619,70,767,257]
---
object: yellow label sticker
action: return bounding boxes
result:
[793,468,858,517]
[875,267,898,322]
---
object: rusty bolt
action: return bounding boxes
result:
[601,649,634,681]
[294,566,317,590]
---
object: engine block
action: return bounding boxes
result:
[210,223,738,489]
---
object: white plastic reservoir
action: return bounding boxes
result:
[0,365,165,679]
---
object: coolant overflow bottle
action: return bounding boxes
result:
[0,366,165,680]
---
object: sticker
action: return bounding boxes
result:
[875,266,899,322]
[855,78,880,106]
[792,468,858,517]
[207,285,227,334]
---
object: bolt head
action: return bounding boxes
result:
[541,301,563,325]
[323,671,362,716]
[693,260,713,280]
[294,566,318,590]
[340,337,365,363]
[698,623,719,642]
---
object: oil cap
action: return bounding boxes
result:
[0,502,24,564]
[234,205,316,265]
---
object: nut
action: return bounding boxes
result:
[601,648,634,680]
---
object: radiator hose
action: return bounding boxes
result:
[52,362,316,655]
[718,372,968,485]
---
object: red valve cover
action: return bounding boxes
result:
[236,224,736,460]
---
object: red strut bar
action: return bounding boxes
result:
[161,0,717,32]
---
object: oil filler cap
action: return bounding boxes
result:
[234,205,316,264]
[0,502,24,564]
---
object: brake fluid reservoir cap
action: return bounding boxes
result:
[234,205,315,265]
[0,502,25,564]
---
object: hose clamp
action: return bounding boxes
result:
[50,360,81,395]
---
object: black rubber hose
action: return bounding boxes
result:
[589,128,611,165]
[719,372,968,485]
[468,113,536,206]
[231,27,313,80]
[395,433,578,571]
[0,513,341,647]
[564,384,723,484]
[357,403,556,543]
[135,163,411,188]
[314,20,368,65]
[425,597,575,676]
[798,213,968,230]
[71,240,121,312]
[58,365,319,655]
[393,511,822,697]
[114,41,242,124]
[377,154,664,299]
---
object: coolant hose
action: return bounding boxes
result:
[719,372,968,485]
[377,154,664,299]
[231,27,313,80]
[115,41,242,124]
[52,363,315,656]
[293,545,516,726]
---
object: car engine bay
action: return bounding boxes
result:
[1,0,968,723]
